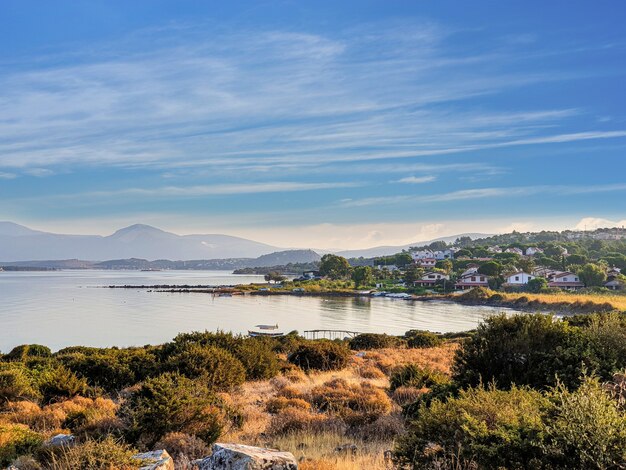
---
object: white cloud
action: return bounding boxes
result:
[574,217,626,230]
[0,172,17,179]
[395,175,436,184]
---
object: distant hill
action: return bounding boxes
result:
[0,222,281,261]
[335,233,492,258]
[251,250,321,267]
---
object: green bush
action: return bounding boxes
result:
[0,365,39,402]
[543,377,626,468]
[118,372,223,447]
[395,384,548,469]
[453,313,594,390]
[58,347,161,393]
[167,344,245,390]
[3,345,52,362]
[288,341,350,371]
[37,366,88,403]
[0,424,44,466]
[348,333,398,350]
[389,364,449,392]
[404,330,443,349]
[235,339,281,380]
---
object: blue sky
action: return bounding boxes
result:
[1,0,625,249]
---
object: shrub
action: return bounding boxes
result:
[37,366,88,404]
[118,372,223,447]
[0,424,44,466]
[45,436,140,470]
[394,384,548,469]
[58,348,161,393]
[458,287,492,301]
[310,378,392,426]
[287,341,350,371]
[0,366,39,403]
[265,396,311,413]
[357,365,386,380]
[453,313,593,390]
[389,364,449,392]
[348,333,398,350]
[167,344,245,391]
[3,345,51,362]
[153,432,210,461]
[543,377,626,469]
[235,340,281,380]
[267,407,335,436]
[404,330,443,349]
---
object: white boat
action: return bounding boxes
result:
[248,324,284,337]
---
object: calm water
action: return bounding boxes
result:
[0,270,512,352]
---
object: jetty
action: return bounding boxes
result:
[303,329,361,340]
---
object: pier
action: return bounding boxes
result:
[303,329,361,340]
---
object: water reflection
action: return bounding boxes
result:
[0,270,514,351]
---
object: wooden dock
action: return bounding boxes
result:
[303,329,361,340]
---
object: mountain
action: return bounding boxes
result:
[0,222,281,261]
[335,233,492,258]
[251,250,321,267]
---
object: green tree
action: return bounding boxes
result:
[403,265,424,284]
[440,259,453,274]
[319,254,351,280]
[264,271,286,283]
[527,277,548,293]
[477,261,502,276]
[577,263,607,287]
[351,266,374,288]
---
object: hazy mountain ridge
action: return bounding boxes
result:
[0,222,281,261]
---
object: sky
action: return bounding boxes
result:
[1,0,625,250]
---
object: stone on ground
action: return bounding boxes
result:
[194,443,298,469]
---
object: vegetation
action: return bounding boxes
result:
[1,308,626,468]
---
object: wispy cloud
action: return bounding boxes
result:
[341,183,626,207]
[0,172,17,179]
[395,175,437,184]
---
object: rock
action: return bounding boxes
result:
[134,449,175,470]
[45,433,75,447]
[195,443,298,469]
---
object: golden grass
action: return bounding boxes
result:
[501,291,626,311]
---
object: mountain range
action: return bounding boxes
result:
[0,221,489,263]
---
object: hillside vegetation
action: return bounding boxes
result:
[0,312,625,469]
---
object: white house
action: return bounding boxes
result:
[505,247,524,256]
[548,272,584,290]
[460,265,480,277]
[411,250,435,260]
[455,273,489,290]
[487,245,502,253]
[418,258,437,268]
[433,249,456,260]
[503,272,536,286]
[414,271,449,287]
[525,247,544,256]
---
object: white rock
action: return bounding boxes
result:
[45,433,75,447]
[134,449,175,470]
[195,443,298,469]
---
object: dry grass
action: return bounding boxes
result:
[502,291,626,311]
[219,343,454,468]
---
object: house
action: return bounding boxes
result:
[503,272,536,286]
[548,272,584,290]
[525,247,544,256]
[505,247,524,256]
[460,265,480,277]
[487,246,502,253]
[533,266,559,279]
[455,273,490,290]
[411,250,435,260]
[433,249,456,260]
[414,271,449,287]
[418,258,437,268]
[376,264,399,272]
[604,279,624,290]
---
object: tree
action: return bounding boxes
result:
[351,266,374,288]
[527,277,548,293]
[395,252,414,267]
[319,254,351,280]
[428,241,448,251]
[440,259,453,274]
[517,257,535,274]
[264,271,286,283]
[403,265,424,284]
[477,261,502,277]
[577,263,606,287]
